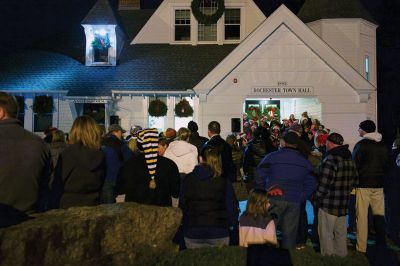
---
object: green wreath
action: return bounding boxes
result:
[246,107,261,122]
[191,0,225,25]
[148,99,168,117]
[91,33,111,50]
[175,99,194,117]
[263,106,280,122]
[33,96,53,116]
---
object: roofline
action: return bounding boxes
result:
[112,90,196,97]
[1,90,69,94]
[306,18,378,28]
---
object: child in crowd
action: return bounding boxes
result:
[239,189,277,247]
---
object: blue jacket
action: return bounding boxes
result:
[255,147,316,203]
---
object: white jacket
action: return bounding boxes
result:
[164,140,198,174]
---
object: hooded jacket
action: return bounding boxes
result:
[164,140,198,174]
[352,132,389,188]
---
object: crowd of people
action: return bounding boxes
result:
[1,91,400,259]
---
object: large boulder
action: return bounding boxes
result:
[0,203,182,266]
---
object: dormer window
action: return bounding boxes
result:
[92,31,111,63]
[175,9,191,41]
[224,9,240,40]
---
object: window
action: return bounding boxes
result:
[365,56,369,81]
[224,9,240,40]
[198,2,218,41]
[15,96,25,127]
[174,97,194,129]
[148,97,166,132]
[33,96,53,132]
[92,32,111,63]
[83,103,105,125]
[175,9,191,41]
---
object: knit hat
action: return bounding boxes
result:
[187,121,199,132]
[327,133,344,145]
[359,120,376,133]
[137,128,159,189]
[288,123,302,136]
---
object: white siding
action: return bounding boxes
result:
[57,99,75,133]
[197,24,368,147]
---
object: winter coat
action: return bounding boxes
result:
[117,154,180,207]
[189,132,208,153]
[203,135,236,182]
[255,147,316,203]
[49,144,105,209]
[243,139,274,182]
[180,164,239,239]
[315,145,358,216]
[352,132,389,188]
[0,119,51,213]
[164,140,198,174]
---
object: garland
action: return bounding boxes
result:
[246,107,261,122]
[33,96,53,116]
[191,0,225,25]
[263,106,280,122]
[148,99,168,117]
[175,99,194,117]
[91,33,111,50]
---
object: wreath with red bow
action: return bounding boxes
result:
[263,106,280,122]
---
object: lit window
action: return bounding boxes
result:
[224,9,240,40]
[148,97,166,131]
[365,56,369,81]
[175,9,191,41]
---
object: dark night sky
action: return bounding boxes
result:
[0,0,399,145]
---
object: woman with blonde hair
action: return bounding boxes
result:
[49,116,105,209]
[179,146,239,248]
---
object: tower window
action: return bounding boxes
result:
[365,56,369,81]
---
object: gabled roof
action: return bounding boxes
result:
[0,44,236,97]
[193,4,376,96]
[81,0,118,25]
[297,0,376,24]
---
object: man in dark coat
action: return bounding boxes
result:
[202,121,236,182]
[0,92,51,214]
[188,120,208,153]
[101,124,130,203]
